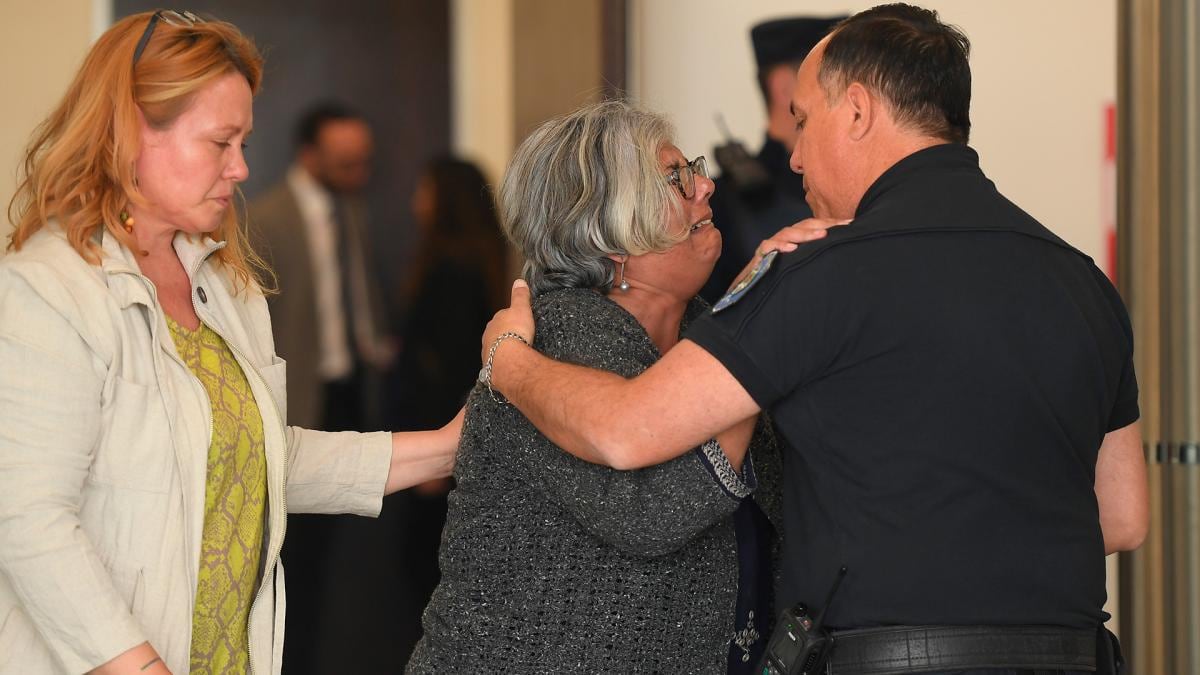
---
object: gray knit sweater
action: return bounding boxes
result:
[407,288,780,674]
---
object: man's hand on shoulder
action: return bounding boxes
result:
[481,279,536,396]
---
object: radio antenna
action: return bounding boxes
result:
[715,113,734,140]
[811,566,848,631]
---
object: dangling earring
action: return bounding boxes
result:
[617,259,630,292]
[119,210,134,233]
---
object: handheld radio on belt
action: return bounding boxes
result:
[760,566,848,675]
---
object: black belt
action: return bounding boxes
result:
[827,625,1097,674]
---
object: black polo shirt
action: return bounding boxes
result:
[686,143,1138,630]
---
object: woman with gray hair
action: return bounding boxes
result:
[407,100,787,674]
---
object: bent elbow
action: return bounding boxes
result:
[580,422,658,471]
[1104,514,1150,554]
[600,435,660,471]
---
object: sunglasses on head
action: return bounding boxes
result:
[132,9,204,64]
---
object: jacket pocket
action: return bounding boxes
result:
[88,375,173,493]
[257,356,287,426]
[106,564,147,618]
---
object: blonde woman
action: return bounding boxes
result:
[0,11,459,675]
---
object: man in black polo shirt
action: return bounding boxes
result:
[480,4,1148,673]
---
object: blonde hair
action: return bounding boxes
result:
[6,11,270,293]
[498,100,684,295]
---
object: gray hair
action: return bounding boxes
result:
[498,100,684,295]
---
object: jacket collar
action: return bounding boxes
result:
[97,227,226,307]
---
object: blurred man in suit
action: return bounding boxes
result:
[249,101,394,674]
[251,101,392,432]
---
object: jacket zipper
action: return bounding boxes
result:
[185,254,288,675]
[109,266,212,671]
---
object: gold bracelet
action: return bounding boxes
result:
[478,331,530,402]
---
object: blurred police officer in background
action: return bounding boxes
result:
[702,16,846,303]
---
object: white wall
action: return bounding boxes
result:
[0,0,103,251]
[452,0,516,189]
[630,0,1117,265]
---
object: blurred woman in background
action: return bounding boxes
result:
[389,156,509,662]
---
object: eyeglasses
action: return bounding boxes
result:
[666,156,709,200]
[132,10,204,64]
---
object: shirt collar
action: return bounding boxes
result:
[287,162,334,220]
[855,143,981,217]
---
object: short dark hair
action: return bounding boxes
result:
[820,3,971,144]
[294,101,365,148]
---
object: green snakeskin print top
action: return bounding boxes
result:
[167,317,267,674]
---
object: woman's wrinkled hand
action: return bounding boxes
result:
[726,217,851,294]
[481,279,536,364]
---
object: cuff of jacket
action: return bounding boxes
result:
[695,438,756,500]
[284,429,392,516]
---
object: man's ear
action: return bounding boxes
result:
[844,82,875,141]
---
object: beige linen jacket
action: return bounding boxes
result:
[0,226,392,674]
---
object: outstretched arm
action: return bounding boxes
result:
[482,217,842,470]
[384,407,463,495]
[284,407,462,514]
[485,281,759,470]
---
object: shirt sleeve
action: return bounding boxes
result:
[685,251,845,410]
[1105,282,1140,432]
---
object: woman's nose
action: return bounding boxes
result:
[227,147,249,183]
[693,173,715,202]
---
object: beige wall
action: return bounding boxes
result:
[512,0,603,143]
[630,0,1117,266]
[452,0,606,188]
[0,0,100,251]
[452,0,608,278]
[452,0,516,188]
